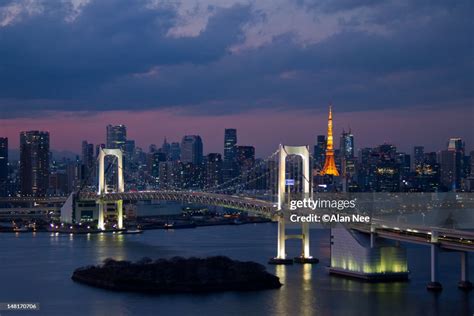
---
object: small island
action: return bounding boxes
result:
[72,256,282,293]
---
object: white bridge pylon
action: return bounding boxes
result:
[97,148,124,230]
[274,144,315,263]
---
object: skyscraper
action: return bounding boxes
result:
[440,150,457,190]
[106,125,127,150]
[448,138,464,153]
[313,135,326,170]
[414,151,440,192]
[374,144,400,192]
[148,152,166,178]
[81,140,95,185]
[237,145,256,190]
[20,131,50,196]
[413,146,424,170]
[170,142,181,161]
[320,105,339,176]
[0,137,8,196]
[223,129,238,182]
[340,129,354,159]
[181,135,203,165]
[206,153,223,188]
[236,146,255,171]
[440,138,464,190]
[125,140,135,159]
[161,138,171,157]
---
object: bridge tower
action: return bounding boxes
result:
[97,149,124,230]
[269,145,318,264]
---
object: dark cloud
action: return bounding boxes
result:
[0,0,472,118]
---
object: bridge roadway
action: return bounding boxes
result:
[1,192,474,252]
[0,191,277,216]
[78,190,277,217]
[351,220,474,252]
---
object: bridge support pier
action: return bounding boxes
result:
[116,200,123,230]
[269,217,318,264]
[458,252,472,290]
[269,217,293,264]
[294,221,319,264]
[427,243,442,291]
[98,200,105,231]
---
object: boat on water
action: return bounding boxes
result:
[123,228,144,234]
[164,222,174,229]
[13,226,29,232]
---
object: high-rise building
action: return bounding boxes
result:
[106,125,127,150]
[158,161,180,189]
[448,138,464,153]
[313,135,326,170]
[396,153,411,180]
[414,151,440,192]
[236,145,255,189]
[340,129,354,159]
[0,137,8,196]
[125,140,135,158]
[20,131,50,196]
[466,151,474,191]
[439,150,457,191]
[413,146,424,170]
[181,135,203,165]
[357,147,377,191]
[170,142,181,161]
[223,129,238,182]
[439,138,464,191]
[339,129,355,191]
[374,144,400,192]
[161,138,171,157]
[236,146,255,172]
[66,159,81,193]
[206,153,223,188]
[81,140,95,185]
[148,152,166,178]
[320,105,339,176]
[470,151,474,177]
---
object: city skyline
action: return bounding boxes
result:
[2,106,472,158]
[2,105,472,197]
[0,1,472,314]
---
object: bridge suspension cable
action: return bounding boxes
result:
[203,149,280,193]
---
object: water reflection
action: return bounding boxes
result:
[0,225,470,316]
[300,264,315,316]
[273,265,288,315]
[302,264,312,282]
[274,264,287,283]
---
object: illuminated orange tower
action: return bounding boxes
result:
[320,104,340,176]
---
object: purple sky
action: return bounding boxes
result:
[2,106,472,157]
[0,1,473,156]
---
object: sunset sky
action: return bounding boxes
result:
[0,0,472,156]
